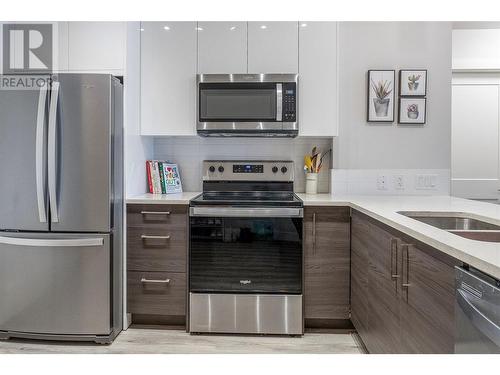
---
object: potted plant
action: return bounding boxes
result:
[407,74,421,91]
[371,79,392,117]
[407,103,419,119]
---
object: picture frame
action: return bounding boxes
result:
[398,97,427,125]
[367,70,395,123]
[399,69,427,96]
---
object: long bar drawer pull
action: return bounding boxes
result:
[141,278,171,284]
[401,243,411,289]
[141,235,171,240]
[141,211,171,215]
[390,238,400,279]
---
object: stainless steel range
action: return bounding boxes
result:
[189,160,303,335]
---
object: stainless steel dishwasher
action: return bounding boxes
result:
[455,266,500,353]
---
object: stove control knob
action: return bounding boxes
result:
[281,166,288,174]
[218,166,225,173]
[272,166,279,173]
[209,166,215,173]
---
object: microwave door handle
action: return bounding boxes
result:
[276,83,282,121]
[48,81,60,223]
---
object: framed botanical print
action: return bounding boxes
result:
[399,69,427,96]
[367,70,395,122]
[399,97,426,125]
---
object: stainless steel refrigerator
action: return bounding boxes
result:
[0,74,123,344]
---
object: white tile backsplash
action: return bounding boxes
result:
[331,169,451,196]
[154,137,333,192]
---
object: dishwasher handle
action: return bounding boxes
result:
[457,289,500,347]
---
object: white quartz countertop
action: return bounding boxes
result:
[299,194,500,279]
[128,192,500,279]
[126,192,200,205]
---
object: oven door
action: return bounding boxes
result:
[189,207,303,294]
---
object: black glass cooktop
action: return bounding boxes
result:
[190,191,303,207]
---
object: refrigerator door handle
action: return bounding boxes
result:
[48,81,60,223]
[0,236,104,247]
[35,85,48,223]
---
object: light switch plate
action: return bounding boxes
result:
[415,174,438,190]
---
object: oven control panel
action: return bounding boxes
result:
[203,160,294,182]
[233,164,264,174]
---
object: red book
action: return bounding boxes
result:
[146,160,153,193]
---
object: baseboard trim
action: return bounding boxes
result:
[131,314,186,328]
[305,318,354,330]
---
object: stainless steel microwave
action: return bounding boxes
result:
[197,74,298,137]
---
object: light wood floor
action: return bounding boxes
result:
[0,328,364,354]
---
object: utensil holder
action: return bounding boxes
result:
[305,173,319,194]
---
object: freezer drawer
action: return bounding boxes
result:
[0,233,111,336]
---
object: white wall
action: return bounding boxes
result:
[154,137,333,193]
[330,22,452,195]
[335,22,452,171]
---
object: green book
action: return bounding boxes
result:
[158,162,166,194]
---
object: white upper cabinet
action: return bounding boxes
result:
[61,22,126,74]
[299,21,338,137]
[248,22,298,73]
[298,22,338,136]
[140,22,197,136]
[197,22,247,73]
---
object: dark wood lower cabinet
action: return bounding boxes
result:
[350,210,460,354]
[126,204,188,326]
[127,271,187,316]
[304,206,351,325]
[399,243,458,353]
[350,222,369,337]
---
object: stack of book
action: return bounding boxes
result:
[146,160,183,194]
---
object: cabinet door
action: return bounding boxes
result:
[298,22,338,136]
[350,212,370,338]
[304,207,350,321]
[67,22,126,74]
[197,22,247,73]
[248,22,298,73]
[399,244,457,353]
[364,216,402,354]
[452,78,500,199]
[141,22,197,136]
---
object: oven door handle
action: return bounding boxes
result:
[189,207,303,218]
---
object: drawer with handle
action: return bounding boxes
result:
[127,204,188,229]
[127,271,186,316]
[127,227,186,272]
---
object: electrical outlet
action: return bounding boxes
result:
[394,175,405,190]
[377,175,388,190]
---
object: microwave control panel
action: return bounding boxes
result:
[282,83,296,122]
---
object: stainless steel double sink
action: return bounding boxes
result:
[398,211,500,242]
